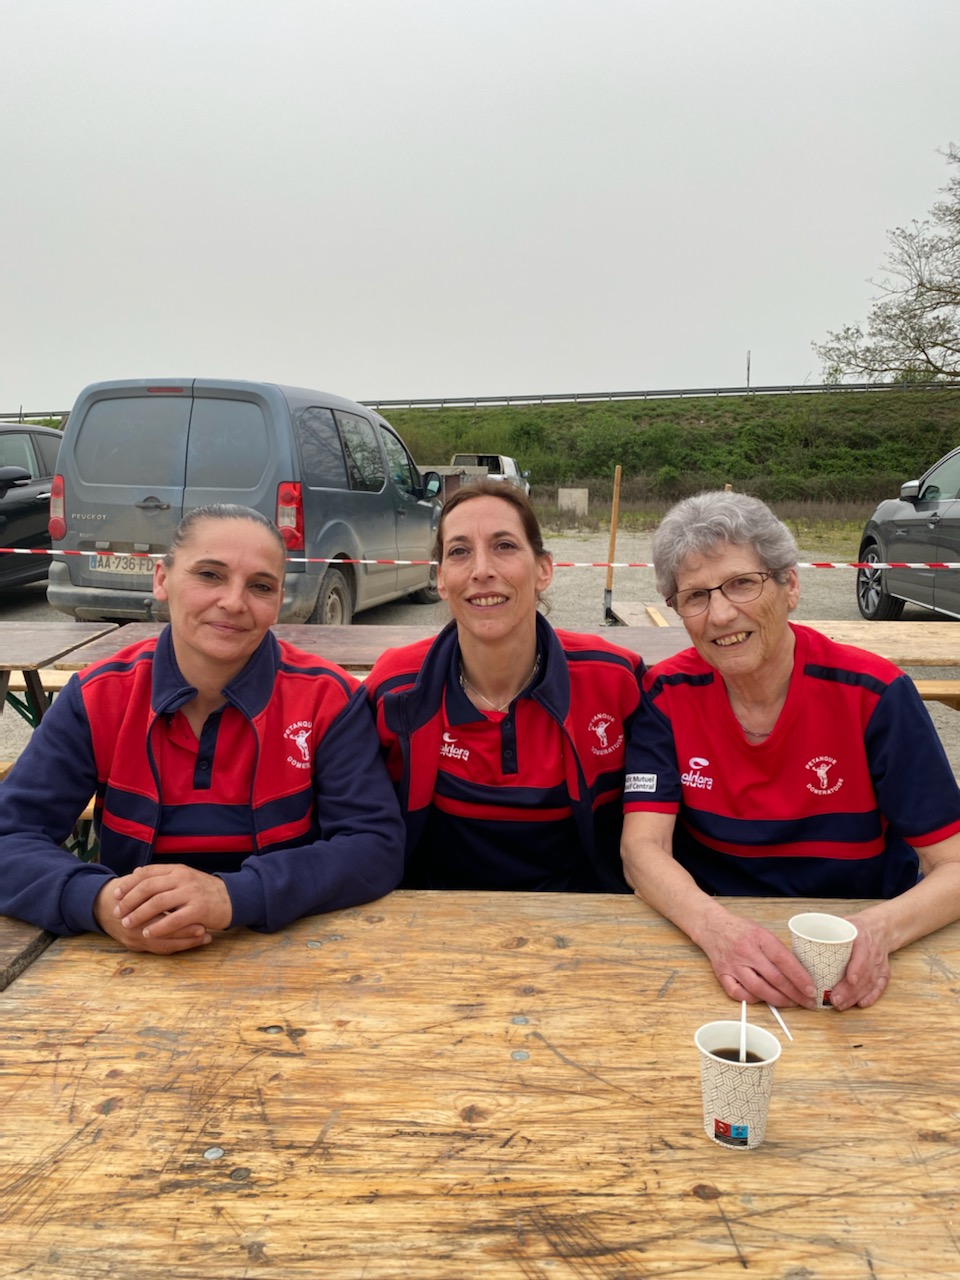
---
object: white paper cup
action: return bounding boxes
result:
[694,1020,782,1150]
[788,912,858,1009]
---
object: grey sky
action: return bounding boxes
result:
[3,0,958,411]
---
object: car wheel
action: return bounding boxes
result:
[409,562,440,605]
[856,543,905,621]
[309,566,353,625]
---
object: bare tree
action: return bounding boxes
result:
[813,144,960,382]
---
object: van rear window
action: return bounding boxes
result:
[74,398,190,485]
[186,400,270,489]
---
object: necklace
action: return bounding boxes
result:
[736,718,773,739]
[460,653,541,713]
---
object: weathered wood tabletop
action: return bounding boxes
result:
[802,618,960,667]
[0,621,117,721]
[53,621,688,672]
[0,914,52,990]
[2,890,958,1277]
[54,618,959,678]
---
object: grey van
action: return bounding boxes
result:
[47,379,441,624]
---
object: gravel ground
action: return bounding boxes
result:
[1,532,957,772]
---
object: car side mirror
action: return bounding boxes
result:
[899,479,921,502]
[422,471,442,500]
[0,465,32,497]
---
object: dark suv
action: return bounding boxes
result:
[0,422,62,589]
[856,444,960,620]
[47,380,441,624]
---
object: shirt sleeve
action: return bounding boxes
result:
[622,685,682,813]
[0,679,115,934]
[865,674,960,846]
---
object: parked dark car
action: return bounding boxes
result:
[47,380,442,624]
[856,444,960,620]
[0,423,62,589]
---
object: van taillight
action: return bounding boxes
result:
[276,483,304,551]
[48,475,66,541]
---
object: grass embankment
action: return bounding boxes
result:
[384,387,957,557]
[385,386,959,511]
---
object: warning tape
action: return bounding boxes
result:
[0,547,959,570]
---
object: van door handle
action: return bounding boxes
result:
[135,497,172,510]
[35,492,51,501]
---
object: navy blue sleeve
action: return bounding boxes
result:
[623,685,683,808]
[0,678,115,934]
[865,674,960,842]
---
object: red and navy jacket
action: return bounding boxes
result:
[624,623,960,898]
[366,615,645,891]
[0,627,404,936]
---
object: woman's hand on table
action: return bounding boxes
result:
[827,920,891,1010]
[701,910,818,1009]
[94,864,233,954]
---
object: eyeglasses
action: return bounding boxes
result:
[668,571,776,618]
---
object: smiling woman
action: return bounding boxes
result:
[620,490,960,1015]
[0,503,405,955]
[366,478,646,893]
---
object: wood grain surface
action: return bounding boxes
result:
[1,891,958,1277]
[51,622,687,672]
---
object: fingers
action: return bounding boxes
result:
[711,923,818,1009]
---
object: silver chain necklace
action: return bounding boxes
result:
[459,653,541,713]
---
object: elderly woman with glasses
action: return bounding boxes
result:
[620,490,960,1011]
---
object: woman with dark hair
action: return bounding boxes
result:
[621,490,960,1010]
[0,504,404,953]
[367,479,644,891]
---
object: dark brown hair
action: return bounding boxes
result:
[434,479,547,563]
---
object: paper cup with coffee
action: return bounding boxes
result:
[788,912,858,1009]
[694,1020,782,1150]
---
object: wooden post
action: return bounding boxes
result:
[603,465,622,621]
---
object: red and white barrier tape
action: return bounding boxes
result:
[1,548,958,570]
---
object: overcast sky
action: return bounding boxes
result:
[3,0,958,411]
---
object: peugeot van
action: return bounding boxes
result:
[47,379,441,624]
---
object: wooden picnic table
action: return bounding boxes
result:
[52,621,692,672]
[0,620,118,723]
[53,618,959,676]
[801,618,960,668]
[1,889,959,1276]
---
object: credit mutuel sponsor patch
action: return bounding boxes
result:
[624,772,657,793]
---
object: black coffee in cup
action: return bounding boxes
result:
[712,1047,763,1063]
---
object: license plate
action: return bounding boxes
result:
[88,553,152,574]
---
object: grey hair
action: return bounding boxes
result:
[162,504,286,568]
[652,491,799,600]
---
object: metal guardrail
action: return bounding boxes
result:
[362,381,960,410]
[2,379,959,420]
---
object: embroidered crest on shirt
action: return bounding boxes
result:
[805,755,844,796]
[441,731,470,763]
[588,712,624,757]
[284,720,314,770]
